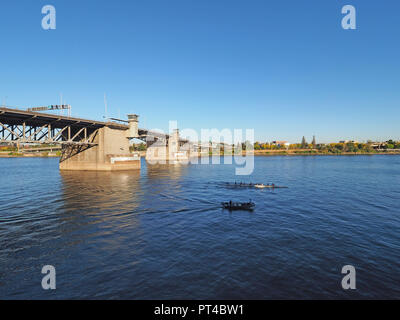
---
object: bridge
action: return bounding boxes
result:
[0,107,191,171]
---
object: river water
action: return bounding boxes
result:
[0,156,399,299]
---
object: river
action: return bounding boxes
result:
[0,155,399,299]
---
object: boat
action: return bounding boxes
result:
[254,184,268,189]
[254,184,275,189]
[221,201,255,211]
[254,184,288,189]
[225,182,254,188]
[225,182,288,189]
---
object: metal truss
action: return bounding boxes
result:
[0,121,98,146]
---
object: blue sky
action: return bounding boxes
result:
[0,0,399,143]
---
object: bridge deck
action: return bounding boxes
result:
[0,107,188,145]
[0,107,128,130]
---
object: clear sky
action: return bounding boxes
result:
[0,0,399,143]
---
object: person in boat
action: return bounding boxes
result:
[229,200,232,207]
[272,183,275,187]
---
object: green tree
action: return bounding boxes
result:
[335,143,344,152]
[311,135,316,148]
[345,142,358,153]
[130,143,147,152]
[301,136,307,149]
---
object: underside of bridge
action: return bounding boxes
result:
[0,107,192,171]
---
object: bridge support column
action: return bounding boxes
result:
[145,129,190,164]
[59,126,140,171]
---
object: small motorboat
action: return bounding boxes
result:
[221,201,255,211]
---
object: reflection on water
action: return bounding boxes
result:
[1,156,400,299]
[60,170,143,219]
[145,162,189,181]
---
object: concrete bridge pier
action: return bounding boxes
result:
[145,129,190,164]
[60,116,141,171]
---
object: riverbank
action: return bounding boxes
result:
[193,150,400,157]
[2,150,400,158]
[251,150,400,156]
[0,152,59,158]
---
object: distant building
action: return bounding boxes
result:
[370,142,387,149]
[192,142,231,153]
[271,141,290,147]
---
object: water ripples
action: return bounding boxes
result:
[1,156,400,299]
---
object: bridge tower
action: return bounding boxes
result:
[126,114,139,139]
[145,128,190,164]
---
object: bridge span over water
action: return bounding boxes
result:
[0,107,191,171]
